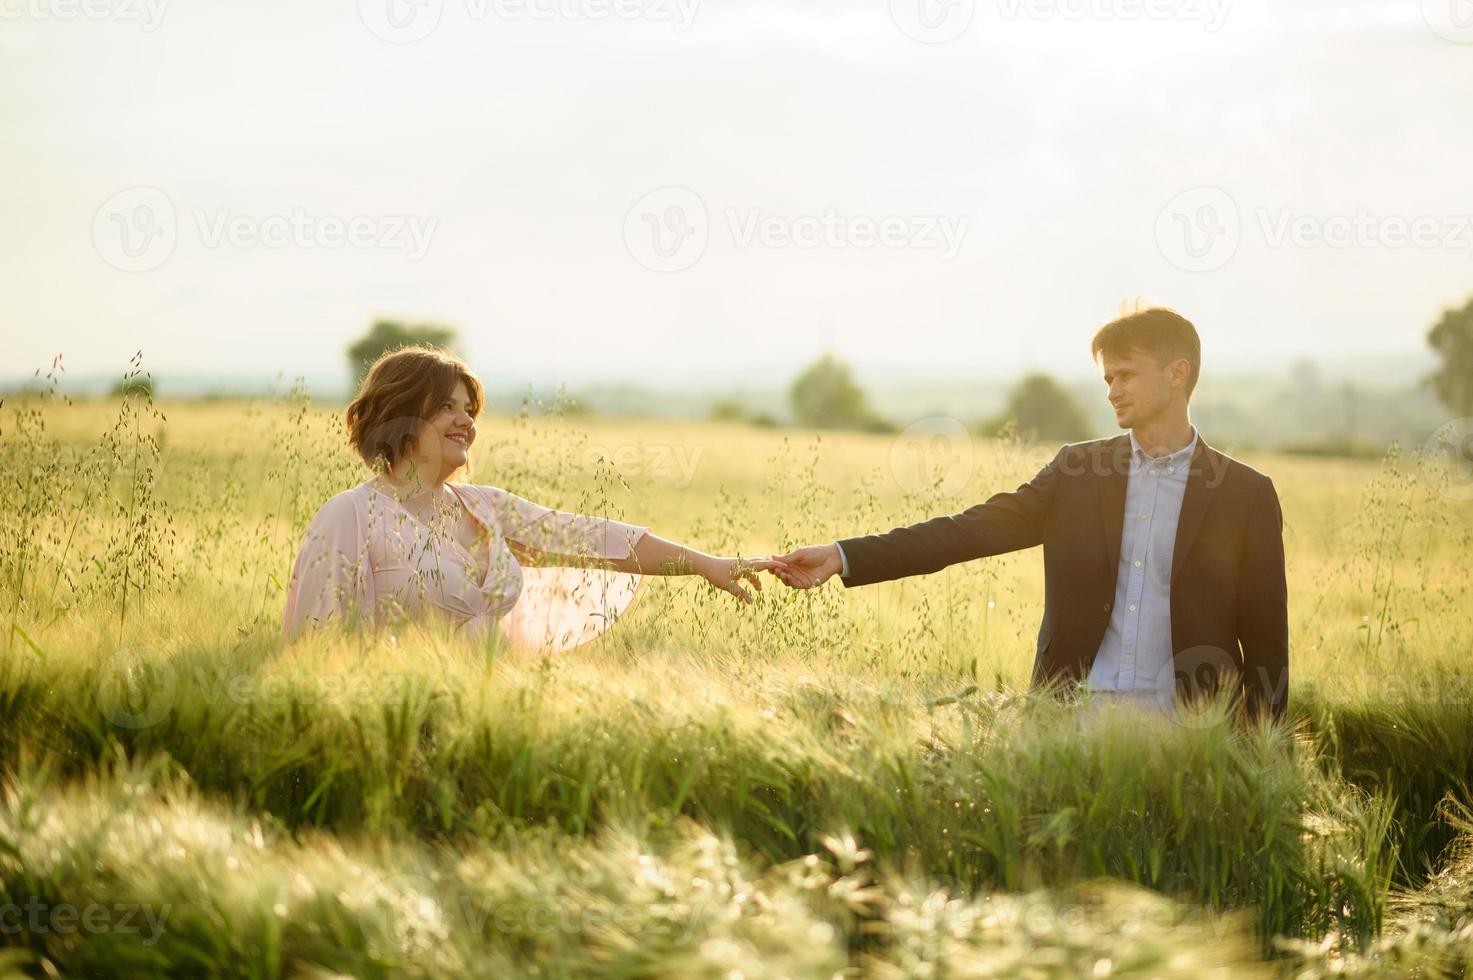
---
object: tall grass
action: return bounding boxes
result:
[0,633,1393,943]
[2,371,1472,975]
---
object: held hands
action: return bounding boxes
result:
[686,547,843,603]
[766,543,843,590]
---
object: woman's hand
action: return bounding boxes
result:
[767,544,842,589]
[696,555,780,604]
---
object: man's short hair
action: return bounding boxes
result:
[1090,306,1201,401]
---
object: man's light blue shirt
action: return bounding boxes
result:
[1084,425,1198,697]
[835,426,1200,701]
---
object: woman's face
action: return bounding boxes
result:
[400,380,478,482]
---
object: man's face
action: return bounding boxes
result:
[1100,348,1186,429]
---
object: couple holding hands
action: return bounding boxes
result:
[284,306,1288,721]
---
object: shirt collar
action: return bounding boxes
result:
[1130,424,1198,466]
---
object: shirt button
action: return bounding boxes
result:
[1129,603,1137,611]
[1138,513,1147,520]
[1134,560,1142,567]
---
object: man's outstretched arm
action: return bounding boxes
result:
[771,445,1067,589]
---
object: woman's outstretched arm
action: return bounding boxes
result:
[601,531,776,604]
[480,485,776,604]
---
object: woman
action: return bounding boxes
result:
[282,346,773,649]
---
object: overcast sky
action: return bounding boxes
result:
[3,0,1471,389]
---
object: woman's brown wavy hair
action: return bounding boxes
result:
[345,346,484,475]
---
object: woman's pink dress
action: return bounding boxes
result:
[281,481,648,652]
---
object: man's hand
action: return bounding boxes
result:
[768,543,843,589]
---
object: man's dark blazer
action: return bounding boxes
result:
[837,431,1289,721]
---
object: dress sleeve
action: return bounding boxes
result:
[481,485,649,565]
[476,486,649,654]
[281,491,376,643]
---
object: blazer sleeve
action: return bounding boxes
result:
[481,486,649,565]
[281,491,376,643]
[837,444,1066,588]
[1235,476,1289,722]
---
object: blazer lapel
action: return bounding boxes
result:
[1170,436,1218,584]
[1096,435,1132,576]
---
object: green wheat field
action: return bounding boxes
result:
[3,375,1473,978]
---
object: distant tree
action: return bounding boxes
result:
[789,353,890,431]
[709,398,748,423]
[110,375,154,399]
[980,373,1091,442]
[347,319,460,385]
[1426,296,1473,415]
[709,398,781,428]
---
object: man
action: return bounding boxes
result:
[770,307,1289,722]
